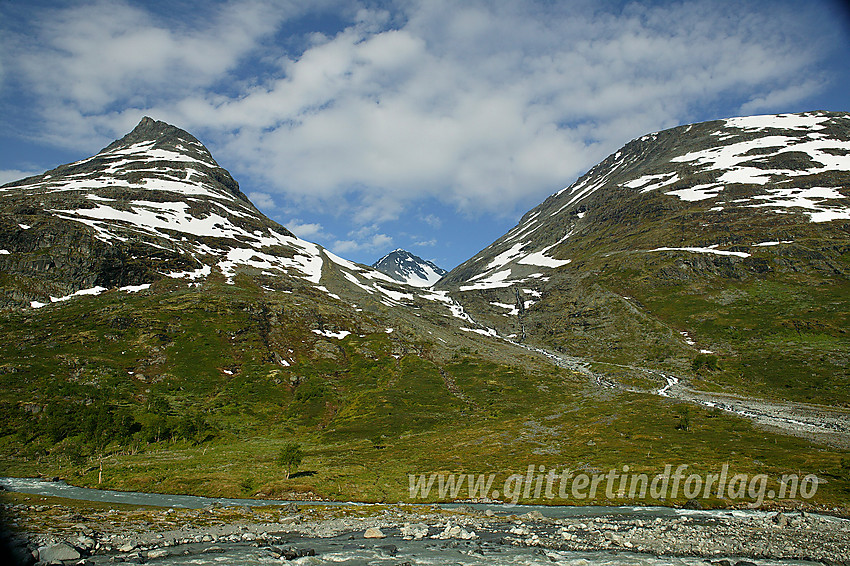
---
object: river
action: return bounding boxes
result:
[1,477,841,565]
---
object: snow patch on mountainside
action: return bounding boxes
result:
[517,250,571,268]
[723,113,830,132]
[29,284,154,309]
[546,112,850,223]
[645,246,751,258]
[312,329,351,340]
[457,235,571,291]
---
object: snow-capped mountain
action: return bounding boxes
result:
[371,249,447,287]
[0,117,483,338]
[440,111,850,292]
[0,117,315,299]
[439,111,850,388]
[0,119,410,309]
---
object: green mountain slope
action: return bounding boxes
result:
[439,111,850,406]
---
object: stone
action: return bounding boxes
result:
[437,524,477,540]
[280,546,316,560]
[37,542,81,563]
[400,523,429,540]
[363,527,385,539]
[74,535,96,551]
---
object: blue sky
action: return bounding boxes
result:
[1,0,848,269]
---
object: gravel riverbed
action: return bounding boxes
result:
[3,496,849,565]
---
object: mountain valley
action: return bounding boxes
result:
[0,114,848,511]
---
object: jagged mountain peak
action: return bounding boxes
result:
[98,116,219,169]
[0,118,318,306]
[372,249,447,287]
[108,116,200,146]
[2,115,246,205]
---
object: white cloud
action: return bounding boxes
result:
[6,0,299,146]
[247,191,276,210]
[739,79,827,114]
[206,0,836,221]
[285,218,329,241]
[420,214,442,229]
[332,225,393,254]
[414,239,437,247]
[2,0,841,225]
[0,169,41,185]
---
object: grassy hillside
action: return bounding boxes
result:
[438,112,850,408]
[0,275,847,510]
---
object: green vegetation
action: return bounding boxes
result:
[277,442,303,479]
[691,353,719,373]
[0,275,847,512]
[675,405,691,431]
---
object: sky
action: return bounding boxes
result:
[1,0,849,270]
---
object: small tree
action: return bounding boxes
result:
[277,442,304,479]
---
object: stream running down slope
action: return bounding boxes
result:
[515,341,850,449]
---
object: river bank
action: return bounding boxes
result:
[3,488,849,565]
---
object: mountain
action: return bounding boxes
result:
[371,249,446,287]
[0,117,451,317]
[0,116,538,381]
[0,116,300,306]
[0,116,587,502]
[439,110,850,405]
[0,114,847,509]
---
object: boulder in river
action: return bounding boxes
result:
[364,527,386,539]
[400,523,429,540]
[36,542,81,562]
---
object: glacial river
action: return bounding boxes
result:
[0,477,830,566]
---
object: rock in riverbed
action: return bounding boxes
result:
[36,541,81,562]
[363,527,386,539]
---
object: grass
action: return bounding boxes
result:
[0,273,847,513]
[628,276,850,405]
